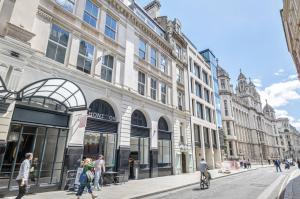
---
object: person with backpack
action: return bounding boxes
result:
[76,158,97,199]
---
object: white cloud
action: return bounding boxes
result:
[274,68,285,76]
[258,80,300,108]
[252,78,262,88]
[288,74,298,80]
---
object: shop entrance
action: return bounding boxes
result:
[0,124,68,190]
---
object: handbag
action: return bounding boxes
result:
[86,170,94,182]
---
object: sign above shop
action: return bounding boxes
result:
[87,111,116,122]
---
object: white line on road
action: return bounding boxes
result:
[256,173,286,199]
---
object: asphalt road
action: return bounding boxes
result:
[144,167,294,199]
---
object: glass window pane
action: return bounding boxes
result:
[56,46,66,64]
[46,41,57,60]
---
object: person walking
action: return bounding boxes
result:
[297,160,300,169]
[274,159,282,172]
[76,158,97,199]
[94,155,105,191]
[16,153,33,199]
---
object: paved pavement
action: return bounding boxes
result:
[4,164,274,199]
[283,168,300,199]
[144,167,294,199]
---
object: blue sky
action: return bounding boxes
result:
[137,0,300,129]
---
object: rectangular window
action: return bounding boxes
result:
[195,82,202,98]
[158,139,171,167]
[194,124,201,144]
[176,66,184,83]
[194,64,201,79]
[221,79,226,89]
[190,78,194,93]
[55,0,75,12]
[101,55,114,82]
[175,44,181,59]
[203,71,209,85]
[161,83,167,104]
[204,88,210,103]
[205,107,211,122]
[203,127,210,148]
[83,0,99,27]
[192,99,195,116]
[160,54,168,73]
[77,40,94,74]
[105,14,117,40]
[178,90,184,110]
[151,78,157,100]
[150,47,157,66]
[138,71,146,95]
[139,39,146,60]
[212,130,217,147]
[196,102,204,119]
[227,121,231,135]
[46,24,69,64]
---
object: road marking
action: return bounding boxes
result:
[278,169,300,199]
[256,173,286,199]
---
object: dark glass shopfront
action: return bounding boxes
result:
[84,99,118,171]
[0,78,87,196]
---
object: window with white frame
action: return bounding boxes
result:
[77,40,94,74]
[202,70,209,85]
[105,14,117,40]
[177,90,184,110]
[83,0,99,27]
[160,54,168,73]
[151,78,157,100]
[139,39,146,60]
[46,24,70,64]
[175,44,181,59]
[194,63,201,79]
[161,83,167,104]
[204,88,210,103]
[55,0,75,12]
[195,82,202,98]
[221,79,226,89]
[138,71,146,95]
[101,55,114,82]
[150,47,157,66]
[176,66,184,83]
[205,107,211,122]
[196,102,204,119]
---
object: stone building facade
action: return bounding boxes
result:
[0,0,204,195]
[217,67,281,162]
[277,118,300,160]
[281,0,300,80]
[186,43,221,169]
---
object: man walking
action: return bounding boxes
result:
[274,159,282,172]
[16,153,33,199]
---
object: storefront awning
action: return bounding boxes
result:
[17,78,87,111]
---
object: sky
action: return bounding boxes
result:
[137,0,300,129]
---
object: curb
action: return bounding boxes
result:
[130,166,271,199]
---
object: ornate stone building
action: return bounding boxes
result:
[281,0,300,80]
[277,118,300,160]
[217,67,281,162]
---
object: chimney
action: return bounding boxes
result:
[144,0,161,19]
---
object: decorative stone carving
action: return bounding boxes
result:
[37,8,53,22]
[6,22,36,43]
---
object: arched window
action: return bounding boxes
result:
[224,100,229,116]
[131,110,147,127]
[158,117,168,131]
[89,99,115,118]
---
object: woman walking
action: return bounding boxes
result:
[76,158,97,199]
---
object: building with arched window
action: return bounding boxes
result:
[0,0,194,195]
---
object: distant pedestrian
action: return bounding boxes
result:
[297,160,300,169]
[285,160,290,170]
[268,159,271,165]
[243,159,247,169]
[76,158,97,199]
[93,155,105,191]
[16,152,33,199]
[274,159,282,172]
[247,159,251,168]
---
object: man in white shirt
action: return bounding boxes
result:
[16,153,33,199]
[199,158,208,178]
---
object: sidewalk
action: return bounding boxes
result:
[283,169,300,199]
[7,164,272,199]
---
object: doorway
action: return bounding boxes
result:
[181,153,187,173]
[0,124,68,190]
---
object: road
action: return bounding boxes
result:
[144,167,294,199]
